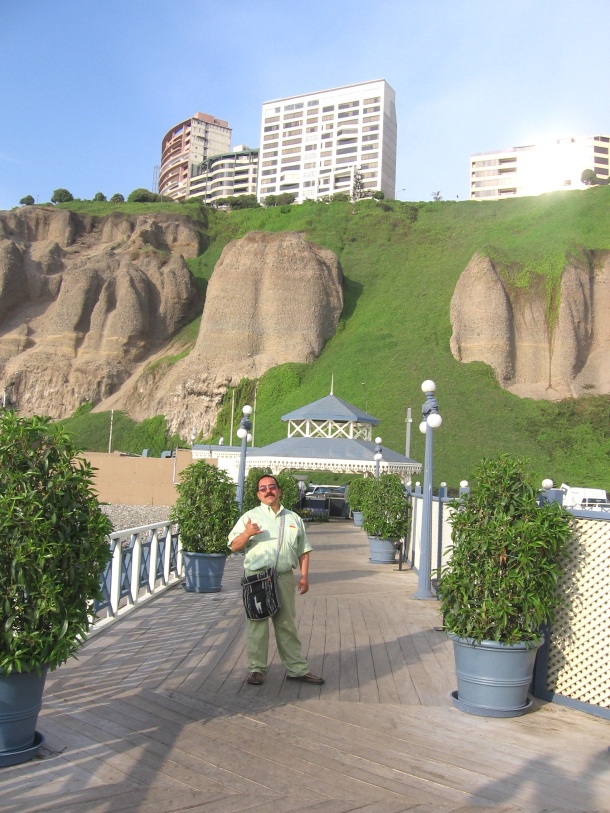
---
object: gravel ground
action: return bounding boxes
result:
[101,505,172,532]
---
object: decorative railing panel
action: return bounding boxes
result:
[93,521,182,632]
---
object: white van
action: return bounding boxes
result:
[561,484,610,511]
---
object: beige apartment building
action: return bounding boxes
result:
[470,135,610,200]
[257,79,397,203]
[189,145,259,204]
[159,113,232,202]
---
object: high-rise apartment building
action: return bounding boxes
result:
[189,146,258,204]
[159,113,232,202]
[257,79,397,203]
[470,135,610,200]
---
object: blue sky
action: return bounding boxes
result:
[2,0,609,210]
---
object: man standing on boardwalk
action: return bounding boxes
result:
[228,474,324,686]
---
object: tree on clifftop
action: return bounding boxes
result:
[93,192,106,201]
[19,195,35,206]
[51,188,74,203]
[110,193,125,203]
[127,188,160,203]
[581,169,602,186]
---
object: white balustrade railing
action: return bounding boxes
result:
[91,521,183,633]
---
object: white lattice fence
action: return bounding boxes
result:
[544,515,610,710]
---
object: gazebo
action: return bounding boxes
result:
[193,393,421,483]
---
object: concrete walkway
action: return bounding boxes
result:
[2,522,609,812]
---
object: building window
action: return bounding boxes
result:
[364,96,380,104]
[283,137,302,146]
[322,105,334,112]
[284,111,302,121]
[262,160,277,167]
[282,146,301,155]
[336,146,358,155]
[284,103,304,111]
[363,115,379,123]
[304,162,316,169]
[322,114,334,122]
[264,116,280,124]
[306,126,318,133]
[338,110,359,119]
[264,125,279,132]
[336,155,357,164]
[595,156,609,165]
[321,150,332,157]
[305,144,317,151]
[264,135,279,143]
[308,99,319,106]
[261,169,276,177]
[363,105,380,114]
[307,117,318,124]
[262,150,278,158]
[338,100,359,109]
[283,120,302,129]
[362,125,379,132]
[594,146,609,154]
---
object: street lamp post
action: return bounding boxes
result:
[374,436,382,479]
[235,405,253,513]
[414,380,442,600]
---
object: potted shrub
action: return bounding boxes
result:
[346,477,373,527]
[0,413,112,766]
[362,473,409,563]
[439,454,573,717]
[170,461,238,593]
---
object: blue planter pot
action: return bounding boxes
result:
[0,667,47,766]
[449,633,543,717]
[367,536,397,563]
[182,552,227,593]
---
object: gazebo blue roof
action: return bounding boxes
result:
[281,394,379,425]
[256,436,416,464]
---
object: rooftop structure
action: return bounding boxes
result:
[257,79,397,204]
[159,113,232,202]
[470,135,610,200]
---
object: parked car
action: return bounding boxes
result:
[306,484,346,497]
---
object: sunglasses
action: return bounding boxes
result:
[258,485,278,493]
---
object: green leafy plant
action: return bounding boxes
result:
[242,467,299,512]
[439,454,573,645]
[170,461,238,554]
[346,476,373,512]
[0,413,112,675]
[362,473,409,539]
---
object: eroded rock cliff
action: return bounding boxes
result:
[0,207,202,417]
[0,212,344,437]
[450,251,610,399]
[110,231,344,436]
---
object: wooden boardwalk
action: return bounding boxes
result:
[2,522,609,812]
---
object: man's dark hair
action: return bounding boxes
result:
[257,474,280,490]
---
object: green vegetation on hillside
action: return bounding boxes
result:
[54,191,610,489]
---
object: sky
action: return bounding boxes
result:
[2,0,610,210]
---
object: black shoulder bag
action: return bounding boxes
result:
[241,513,284,621]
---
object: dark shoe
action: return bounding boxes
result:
[287,672,324,685]
[247,671,264,685]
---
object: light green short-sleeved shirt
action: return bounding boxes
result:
[228,504,312,573]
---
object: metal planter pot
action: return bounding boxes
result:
[368,536,397,564]
[0,667,47,766]
[449,633,543,717]
[352,511,364,527]
[182,552,227,593]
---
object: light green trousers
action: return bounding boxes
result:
[245,569,309,677]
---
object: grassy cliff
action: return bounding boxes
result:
[57,190,610,488]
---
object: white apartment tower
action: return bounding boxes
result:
[470,135,610,200]
[257,79,397,203]
[159,113,232,202]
